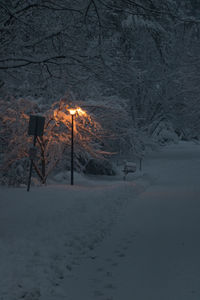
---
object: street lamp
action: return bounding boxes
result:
[69,109,76,185]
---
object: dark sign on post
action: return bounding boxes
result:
[28,115,45,137]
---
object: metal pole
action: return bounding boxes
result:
[27,118,38,192]
[27,134,37,192]
[71,114,74,185]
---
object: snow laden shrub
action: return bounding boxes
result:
[85,98,148,162]
[0,97,107,186]
[84,159,116,176]
[150,120,179,145]
[50,99,108,173]
[0,97,38,186]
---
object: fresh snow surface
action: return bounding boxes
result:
[1,141,200,299]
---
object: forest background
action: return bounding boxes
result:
[0,0,200,185]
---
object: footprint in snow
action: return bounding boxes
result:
[122,245,128,250]
[117,252,125,258]
[94,290,104,297]
[106,271,112,277]
[105,257,113,262]
[19,289,41,300]
[111,262,118,267]
[104,283,115,290]
[66,264,72,271]
[97,267,104,272]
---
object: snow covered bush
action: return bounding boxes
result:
[0,97,108,186]
[151,120,179,145]
[0,97,38,186]
[84,159,116,176]
[0,92,184,187]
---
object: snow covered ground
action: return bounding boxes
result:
[1,141,200,299]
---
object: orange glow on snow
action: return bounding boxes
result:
[76,107,87,116]
[68,107,87,117]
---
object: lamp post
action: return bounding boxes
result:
[69,109,76,185]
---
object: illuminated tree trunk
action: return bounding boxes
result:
[40,137,46,184]
[35,136,46,184]
[41,150,46,184]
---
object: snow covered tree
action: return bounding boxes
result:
[0,96,107,185]
[1,0,200,166]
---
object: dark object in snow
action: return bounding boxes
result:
[123,162,137,180]
[84,159,116,175]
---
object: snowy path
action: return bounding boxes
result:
[1,142,200,299]
[64,142,200,300]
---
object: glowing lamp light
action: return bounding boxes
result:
[69,109,77,115]
[68,107,87,116]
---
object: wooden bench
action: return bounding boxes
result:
[123,162,137,180]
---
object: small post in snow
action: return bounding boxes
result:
[123,161,137,180]
[139,157,142,171]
